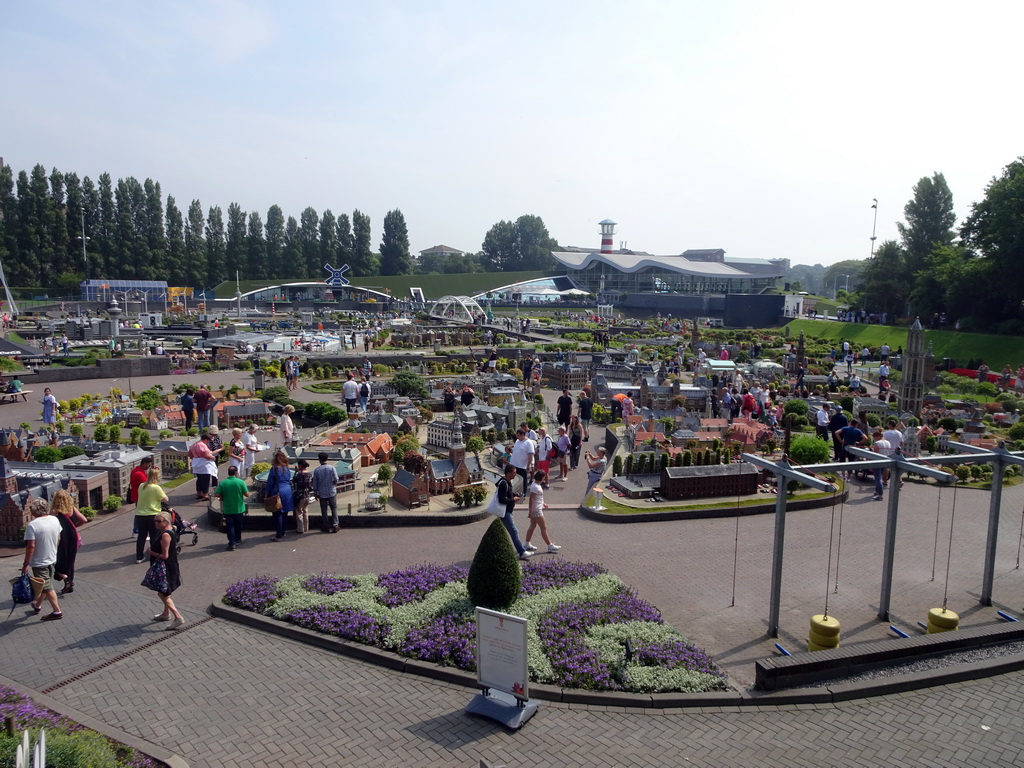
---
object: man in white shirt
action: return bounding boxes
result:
[508,429,536,490]
[22,498,64,620]
[816,404,831,441]
[882,418,905,488]
[242,423,260,476]
[342,373,360,414]
[871,428,893,500]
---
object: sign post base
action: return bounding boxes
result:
[465,688,539,730]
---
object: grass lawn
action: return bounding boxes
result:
[163,473,194,490]
[784,319,1024,370]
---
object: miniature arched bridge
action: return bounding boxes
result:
[428,295,485,323]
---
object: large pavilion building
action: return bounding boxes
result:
[551,219,788,324]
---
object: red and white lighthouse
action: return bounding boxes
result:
[599,219,617,254]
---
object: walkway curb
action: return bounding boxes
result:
[210,602,1024,709]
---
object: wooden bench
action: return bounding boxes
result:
[0,390,31,404]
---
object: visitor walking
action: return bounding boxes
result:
[51,490,86,595]
[180,388,195,432]
[40,388,59,436]
[524,470,561,554]
[22,498,64,621]
[189,432,220,502]
[568,415,583,470]
[194,385,214,430]
[578,388,593,441]
[556,426,570,481]
[496,464,530,560]
[508,429,536,491]
[144,512,184,630]
[266,451,294,542]
[556,387,573,427]
[280,404,295,448]
[135,467,168,563]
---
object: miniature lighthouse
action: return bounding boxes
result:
[599,219,617,255]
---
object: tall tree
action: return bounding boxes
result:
[13,171,40,286]
[350,209,377,276]
[0,165,21,292]
[141,179,166,279]
[318,209,339,280]
[205,205,225,287]
[857,240,906,315]
[480,219,518,271]
[113,177,147,278]
[224,202,247,285]
[897,172,956,280]
[282,216,301,279]
[48,168,71,281]
[265,205,285,279]
[335,212,353,270]
[63,172,85,284]
[298,207,320,278]
[960,156,1024,330]
[96,173,116,280]
[379,208,412,275]
[513,214,558,270]
[165,195,185,285]
[245,211,267,281]
[183,200,206,288]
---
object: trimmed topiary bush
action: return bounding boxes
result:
[788,435,831,465]
[467,517,522,610]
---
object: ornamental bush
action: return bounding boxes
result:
[467,517,522,610]
[783,399,809,416]
[788,435,830,465]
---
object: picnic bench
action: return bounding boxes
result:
[0,389,32,404]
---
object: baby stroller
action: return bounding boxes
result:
[161,501,199,550]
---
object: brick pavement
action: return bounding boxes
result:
[6,370,1024,764]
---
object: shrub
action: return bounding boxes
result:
[938,417,958,432]
[376,465,394,484]
[783,399,809,416]
[1008,422,1024,441]
[466,436,485,454]
[251,462,270,479]
[59,445,85,459]
[467,517,522,610]
[32,446,62,463]
[92,423,109,442]
[788,435,830,465]
[612,455,623,476]
[303,401,345,424]
[955,465,971,482]
[79,506,97,520]
[103,494,122,513]
[235,360,253,371]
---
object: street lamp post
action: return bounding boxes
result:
[76,209,90,283]
[870,198,879,257]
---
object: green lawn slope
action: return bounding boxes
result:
[785,319,1024,370]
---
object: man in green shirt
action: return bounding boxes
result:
[215,466,249,551]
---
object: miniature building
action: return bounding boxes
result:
[426,434,485,495]
[546,363,590,392]
[392,468,429,508]
[660,464,759,500]
[313,431,394,467]
[61,446,154,498]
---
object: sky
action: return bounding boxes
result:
[4,0,1023,269]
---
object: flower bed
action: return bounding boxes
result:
[0,684,159,767]
[223,561,728,693]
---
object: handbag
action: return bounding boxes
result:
[485,491,505,518]
[264,493,282,513]
[141,560,170,593]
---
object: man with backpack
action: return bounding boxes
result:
[359,378,371,413]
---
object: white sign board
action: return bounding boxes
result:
[475,607,529,700]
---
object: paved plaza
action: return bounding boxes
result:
[4,370,1024,765]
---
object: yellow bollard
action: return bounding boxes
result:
[809,614,840,651]
[926,607,959,633]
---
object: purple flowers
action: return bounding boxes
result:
[285,607,391,645]
[224,575,280,613]
[538,591,665,690]
[632,640,727,680]
[223,564,727,693]
[377,562,469,607]
[301,573,354,596]
[399,614,477,670]
[520,559,606,595]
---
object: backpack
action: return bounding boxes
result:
[9,573,33,617]
[360,382,369,397]
[545,436,559,459]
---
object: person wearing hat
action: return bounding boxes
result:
[280,404,295,449]
[242,423,260,476]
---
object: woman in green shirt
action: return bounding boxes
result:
[135,467,168,563]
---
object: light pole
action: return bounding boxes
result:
[844,274,851,295]
[76,209,91,283]
[870,198,879,257]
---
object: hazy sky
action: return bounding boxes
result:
[5,1,1022,268]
